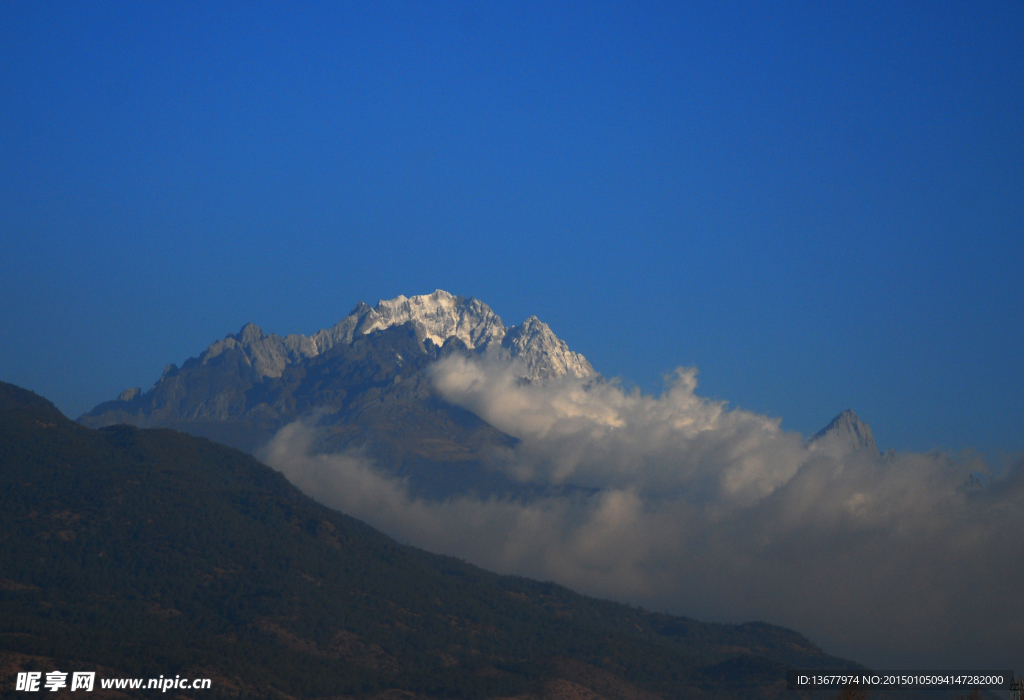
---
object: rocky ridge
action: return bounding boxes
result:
[182,290,593,387]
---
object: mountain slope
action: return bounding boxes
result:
[3,380,859,699]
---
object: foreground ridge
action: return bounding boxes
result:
[4,379,863,699]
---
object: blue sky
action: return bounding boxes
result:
[1,1,1021,454]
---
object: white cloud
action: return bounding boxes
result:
[260,355,1024,671]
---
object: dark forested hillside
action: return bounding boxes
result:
[2,381,861,699]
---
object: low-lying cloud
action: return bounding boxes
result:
[260,354,1024,670]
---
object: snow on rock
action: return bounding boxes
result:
[501,316,595,380]
[348,290,506,351]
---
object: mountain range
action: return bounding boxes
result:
[79,290,873,499]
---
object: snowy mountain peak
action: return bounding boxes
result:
[810,409,878,453]
[363,290,506,350]
[306,291,594,381]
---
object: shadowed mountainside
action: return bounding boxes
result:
[2,380,864,699]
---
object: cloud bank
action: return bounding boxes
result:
[260,355,1024,670]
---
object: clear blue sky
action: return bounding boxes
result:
[1,1,1021,454]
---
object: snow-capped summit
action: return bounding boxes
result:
[373,291,507,350]
[312,290,506,353]
[305,290,595,381]
[810,409,878,454]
